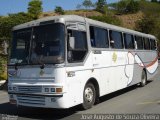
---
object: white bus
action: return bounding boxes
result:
[8,15,158,109]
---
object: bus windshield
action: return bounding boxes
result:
[10,23,65,65]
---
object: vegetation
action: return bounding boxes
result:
[135,1,160,43]
[96,0,108,14]
[0,55,7,80]
[28,0,43,19]
[54,6,65,15]
[109,0,140,14]
[126,0,140,13]
[82,0,94,10]
[89,15,121,26]
[0,13,32,42]
[0,0,41,80]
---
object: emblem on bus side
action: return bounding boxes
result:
[112,52,117,63]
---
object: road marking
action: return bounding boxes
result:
[137,100,160,105]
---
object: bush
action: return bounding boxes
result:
[136,1,160,43]
[89,15,121,26]
[116,0,128,14]
[126,0,140,13]
[135,17,156,34]
[113,0,140,14]
[0,72,7,80]
[55,6,64,15]
[0,56,7,80]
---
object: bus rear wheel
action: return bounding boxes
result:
[82,83,96,110]
[140,70,147,87]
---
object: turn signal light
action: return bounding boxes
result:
[56,88,63,93]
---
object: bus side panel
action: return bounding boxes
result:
[65,53,96,107]
[128,50,158,86]
[128,63,142,86]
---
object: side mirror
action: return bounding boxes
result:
[69,37,75,50]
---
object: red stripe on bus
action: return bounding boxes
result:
[146,57,158,68]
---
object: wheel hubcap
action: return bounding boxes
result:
[142,73,146,84]
[85,87,93,103]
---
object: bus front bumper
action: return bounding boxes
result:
[8,92,70,109]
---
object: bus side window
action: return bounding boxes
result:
[150,39,156,50]
[109,30,123,49]
[124,33,134,49]
[67,30,87,63]
[144,37,150,50]
[135,36,143,50]
[89,26,109,48]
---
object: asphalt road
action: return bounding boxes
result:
[0,67,160,120]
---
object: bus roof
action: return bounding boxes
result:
[13,15,156,40]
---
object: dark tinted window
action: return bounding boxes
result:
[144,38,150,50]
[31,23,65,64]
[10,28,32,64]
[124,33,134,49]
[135,36,143,49]
[67,30,87,62]
[109,30,123,49]
[90,26,109,48]
[72,30,87,50]
[150,39,156,50]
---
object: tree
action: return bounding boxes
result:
[0,12,32,43]
[82,0,93,9]
[136,17,156,34]
[136,1,160,43]
[55,6,64,15]
[28,0,43,19]
[115,0,140,14]
[126,0,140,13]
[116,0,128,14]
[96,0,108,14]
[76,4,82,10]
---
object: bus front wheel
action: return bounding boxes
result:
[140,70,147,87]
[82,82,96,110]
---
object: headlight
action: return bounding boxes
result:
[51,88,55,92]
[44,88,49,92]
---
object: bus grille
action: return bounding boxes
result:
[18,86,42,93]
[17,95,45,105]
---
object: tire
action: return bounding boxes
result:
[82,83,96,110]
[140,70,147,87]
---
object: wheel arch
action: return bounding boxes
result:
[143,68,147,80]
[85,77,100,104]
